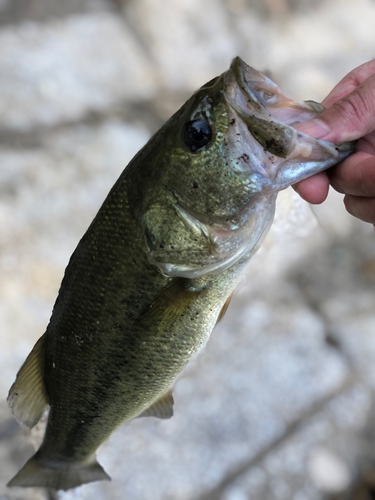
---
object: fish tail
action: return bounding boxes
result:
[7,450,111,490]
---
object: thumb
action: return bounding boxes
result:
[296,72,375,143]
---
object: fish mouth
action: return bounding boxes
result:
[225,57,295,159]
[224,56,356,190]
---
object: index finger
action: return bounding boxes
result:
[296,71,375,143]
[322,59,375,108]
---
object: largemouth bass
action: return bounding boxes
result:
[7,57,355,490]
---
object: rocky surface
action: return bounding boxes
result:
[1,1,375,500]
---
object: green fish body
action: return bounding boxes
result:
[7,57,355,490]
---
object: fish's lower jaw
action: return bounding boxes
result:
[268,137,356,193]
[7,451,110,491]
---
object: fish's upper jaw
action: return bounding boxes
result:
[225,59,298,160]
[229,56,280,112]
[228,57,326,126]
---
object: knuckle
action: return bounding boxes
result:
[344,195,375,224]
[353,59,375,83]
[343,194,354,215]
[357,164,373,197]
[329,176,344,194]
[333,91,369,132]
[328,165,345,194]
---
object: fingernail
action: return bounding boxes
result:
[295,119,331,139]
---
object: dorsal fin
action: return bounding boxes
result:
[137,388,174,419]
[216,294,233,325]
[8,333,49,428]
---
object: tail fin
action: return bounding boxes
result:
[7,451,111,491]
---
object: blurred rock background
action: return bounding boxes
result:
[0,0,375,499]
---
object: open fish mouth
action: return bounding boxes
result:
[224,56,356,190]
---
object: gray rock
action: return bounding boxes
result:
[0,13,157,131]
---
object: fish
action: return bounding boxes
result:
[7,57,355,491]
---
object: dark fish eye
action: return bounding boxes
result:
[183,120,212,152]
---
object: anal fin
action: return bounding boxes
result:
[8,333,49,429]
[137,388,174,419]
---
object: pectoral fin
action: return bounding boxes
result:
[216,294,233,325]
[137,389,174,419]
[139,279,201,329]
[7,333,49,428]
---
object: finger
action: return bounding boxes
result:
[295,60,375,139]
[344,194,375,224]
[296,71,375,143]
[328,152,375,196]
[356,133,375,155]
[293,172,329,204]
[321,59,375,108]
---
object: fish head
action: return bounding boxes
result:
[136,57,356,279]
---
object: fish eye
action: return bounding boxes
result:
[183,120,212,153]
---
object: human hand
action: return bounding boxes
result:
[294,60,375,224]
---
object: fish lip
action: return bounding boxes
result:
[225,57,296,159]
[229,56,268,113]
